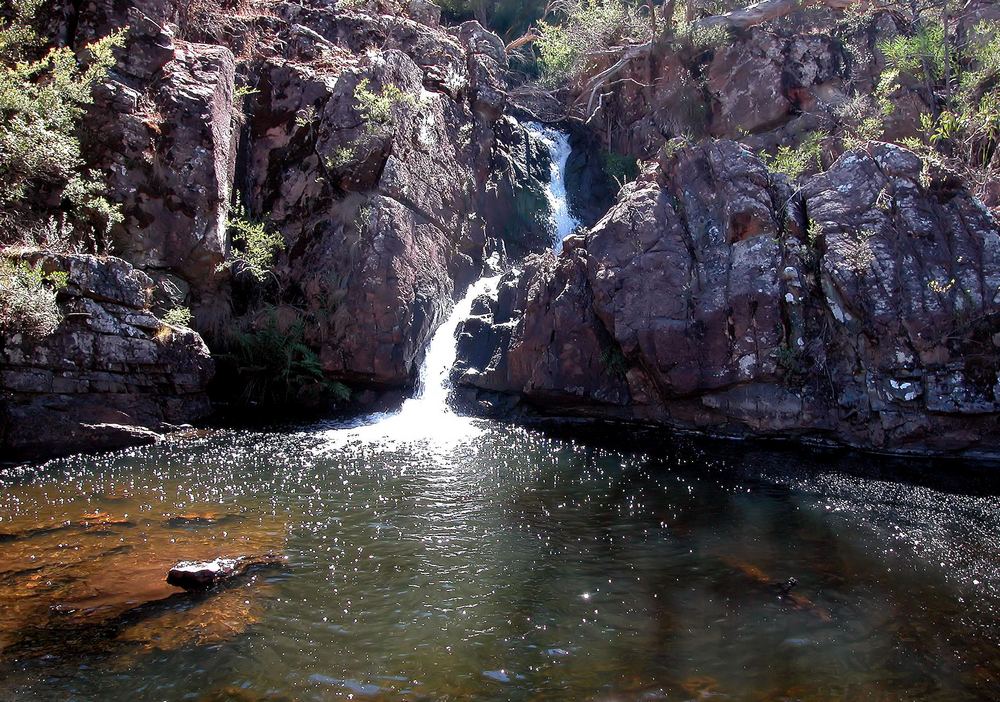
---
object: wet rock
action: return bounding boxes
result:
[166,554,286,590]
[0,253,214,461]
[165,511,222,526]
[78,511,134,528]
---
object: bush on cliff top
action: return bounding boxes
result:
[0,0,125,251]
[0,258,68,337]
[876,19,1000,208]
[537,0,650,83]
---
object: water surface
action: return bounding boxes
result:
[2,126,998,701]
[1,425,998,701]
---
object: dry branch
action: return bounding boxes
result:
[694,0,863,31]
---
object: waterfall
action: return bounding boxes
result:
[321,124,576,447]
[319,275,500,447]
[526,123,582,253]
[397,274,502,421]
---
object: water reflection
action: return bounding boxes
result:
[0,427,997,701]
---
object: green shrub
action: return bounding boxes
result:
[228,204,284,279]
[600,344,627,379]
[878,24,948,79]
[761,131,825,181]
[220,316,350,408]
[878,20,999,208]
[0,0,125,249]
[437,0,551,39]
[603,150,639,187]
[0,258,68,337]
[162,306,193,328]
[536,0,649,83]
[354,78,415,133]
[324,145,356,171]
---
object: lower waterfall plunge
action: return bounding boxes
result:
[321,124,577,447]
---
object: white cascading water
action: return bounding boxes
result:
[321,125,576,447]
[320,275,501,447]
[526,123,582,252]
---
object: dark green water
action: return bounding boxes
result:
[1,422,998,701]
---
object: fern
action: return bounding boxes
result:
[222,316,350,407]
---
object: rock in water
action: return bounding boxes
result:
[167,554,285,590]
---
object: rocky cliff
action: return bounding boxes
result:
[1,253,213,460]
[3,0,999,460]
[4,0,559,458]
[457,139,1000,457]
[61,0,554,387]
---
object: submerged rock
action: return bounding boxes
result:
[167,554,286,590]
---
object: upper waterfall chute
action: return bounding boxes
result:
[526,123,582,254]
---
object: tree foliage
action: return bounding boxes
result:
[437,0,551,40]
[881,19,1000,207]
[0,0,125,249]
[537,0,650,82]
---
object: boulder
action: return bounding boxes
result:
[166,554,286,590]
[458,140,1000,456]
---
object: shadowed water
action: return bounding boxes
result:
[1,426,998,701]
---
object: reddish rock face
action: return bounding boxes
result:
[65,1,552,390]
[459,141,1000,456]
[76,12,238,327]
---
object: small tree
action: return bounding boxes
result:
[227,204,285,280]
[0,0,125,250]
[536,0,651,83]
